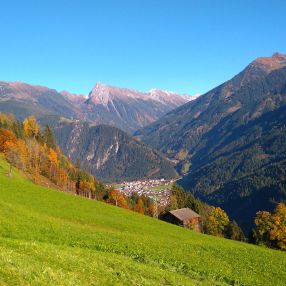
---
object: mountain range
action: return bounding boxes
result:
[0,81,193,132]
[136,52,286,230]
[67,83,193,132]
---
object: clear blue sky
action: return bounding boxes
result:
[0,0,285,95]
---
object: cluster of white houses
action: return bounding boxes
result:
[114,179,174,206]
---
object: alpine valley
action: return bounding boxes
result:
[3,2,286,285]
[1,53,286,232]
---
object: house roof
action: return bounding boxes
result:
[169,208,200,221]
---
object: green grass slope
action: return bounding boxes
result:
[0,157,285,286]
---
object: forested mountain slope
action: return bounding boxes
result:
[180,104,286,230]
[136,53,286,230]
[53,121,178,182]
[136,53,286,158]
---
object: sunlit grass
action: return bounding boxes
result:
[0,156,285,285]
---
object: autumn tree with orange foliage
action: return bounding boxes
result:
[107,189,128,208]
[23,116,39,138]
[254,203,286,250]
[204,207,230,237]
[3,141,17,176]
[0,113,15,130]
[48,148,59,180]
[147,201,158,217]
[0,128,17,152]
[79,179,95,198]
[134,198,145,214]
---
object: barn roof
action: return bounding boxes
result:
[169,208,200,221]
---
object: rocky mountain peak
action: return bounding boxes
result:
[87,83,141,106]
[82,82,193,131]
[230,52,286,90]
[272,52,286,61]
[252,52,286,73]
[88,82,193,106]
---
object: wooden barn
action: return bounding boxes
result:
[161,208,201,232]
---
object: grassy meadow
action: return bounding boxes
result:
[0,156,285,285]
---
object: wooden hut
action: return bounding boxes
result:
[161,208,201,231]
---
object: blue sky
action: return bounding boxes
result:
[0,0,285,95]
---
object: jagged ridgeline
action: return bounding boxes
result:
[0,81,192,133]
[53,120,178,183]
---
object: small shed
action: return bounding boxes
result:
[161,208,201,231]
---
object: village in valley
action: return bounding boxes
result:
[111,179,175,206]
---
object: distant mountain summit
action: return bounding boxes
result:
[74,82,193,132]
[252,52,286,73]
[60,90,87,104]
[232,52,286,88]
[86,83,191,107]
[86,83,143,105]
[148,88,192,105]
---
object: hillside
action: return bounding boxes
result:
[0,156,286,286]
[53,121,178,182]
[136,53,286,230]
[179,104,286,230]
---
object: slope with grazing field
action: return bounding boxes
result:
[0,156,286,286]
